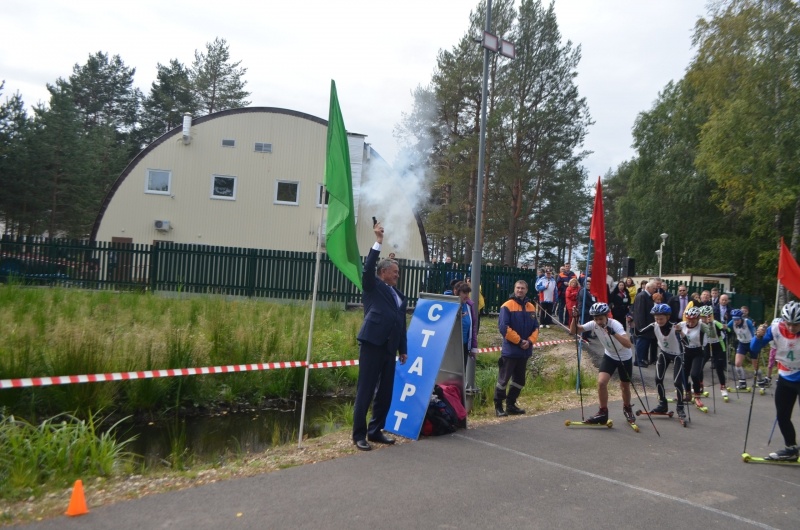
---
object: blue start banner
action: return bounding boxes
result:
[385,298,460,440]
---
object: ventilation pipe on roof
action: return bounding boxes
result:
[182,114,192,145]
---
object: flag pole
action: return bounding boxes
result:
[298,189,326,447]
[577,240,593,393]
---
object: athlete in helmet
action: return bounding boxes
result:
[700,302,730,400]
[645,303,689,423]
[751,302,800,460]
[727,308,758,389]
[680,305,710,409]
[570,302,635,425]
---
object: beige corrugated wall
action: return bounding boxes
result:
[95,108,425,260]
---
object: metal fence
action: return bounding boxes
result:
[0,236,766,318]
[0,237,534,311]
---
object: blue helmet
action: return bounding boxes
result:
[589,302,610,316]
[731,309,743,320]
[651,303,672,315]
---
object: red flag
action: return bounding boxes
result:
[589,176,607,304]
[778,237,800,298]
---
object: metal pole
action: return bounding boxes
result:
[467,0,492,398]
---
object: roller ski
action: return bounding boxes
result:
[743,445,800,465]
[756,377,771,395]
[636,402,673,418]
[566,408,613,428]
[693,394,709,413]
[720,386,729,403]
[623,405,639,432]
[727,384,752,393]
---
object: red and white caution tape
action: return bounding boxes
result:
[0,339,574,389]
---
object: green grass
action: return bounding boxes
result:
[0,411,136,500]
[0,285,364,417]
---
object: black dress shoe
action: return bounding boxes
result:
[367,432,395,445]
[354,439,371,451]
[506,403,526,415]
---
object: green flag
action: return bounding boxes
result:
[324,80,363,291]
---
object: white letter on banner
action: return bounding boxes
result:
[400,383,416,401]
[408,356,423,376]
[393,411,408,430]
[428,304,443,321]
[421,329,435,347]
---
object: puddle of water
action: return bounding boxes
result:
[118,397,352,466]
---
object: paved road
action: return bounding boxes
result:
[26,361,799,530]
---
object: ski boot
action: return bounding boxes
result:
[756,377,771,395]
[720,385,729,402]
[623,405,639,432]
[768,445,800,461]
[650,401,669,415]
[585,407,609,425]
[694,393,708,413]
[495,401,508,417]
[676,405,688,427]
[736,380,748,390]
[506,402,526,415]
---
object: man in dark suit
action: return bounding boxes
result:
[633,281,657,367]
[352,222,408,451]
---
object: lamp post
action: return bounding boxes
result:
[468,0,515,401]
[657,233,668,277]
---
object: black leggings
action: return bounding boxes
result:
[708,343,726,386]
[775,376,800,447]
[655,351,686,405]
[684,347,704,395]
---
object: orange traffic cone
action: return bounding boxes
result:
[65,479,89,517]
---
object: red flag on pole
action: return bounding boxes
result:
[589,176,607,304]
[778,237,800,298]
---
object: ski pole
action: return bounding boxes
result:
[575,333,585,421]
[742,356,760,454]
[767,416,778,446]
[606,327,660,437]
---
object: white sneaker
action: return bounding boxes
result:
[720,388,728,398]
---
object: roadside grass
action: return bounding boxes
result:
[0,286,602,517]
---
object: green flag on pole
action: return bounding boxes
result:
[324,80,363,291]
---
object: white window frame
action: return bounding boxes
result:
[316,184,329,208]
[145,169,172,195]
[210,174,237,201]
[274,180,300,206]
[222,139,235,148]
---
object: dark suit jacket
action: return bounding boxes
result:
[633,290,655,338]
[357,248,408,355]
[667,296,682,323]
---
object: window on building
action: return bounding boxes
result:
[255,142,272,153]
[275,180,299,205]
[316,184,329,208]
[145,169,171,195]
[211,175,237,200]
[222,139,235,147]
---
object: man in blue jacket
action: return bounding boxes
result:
[352,222,408,451]
[494,280,540,417]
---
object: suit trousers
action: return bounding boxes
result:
[352,340,397,442]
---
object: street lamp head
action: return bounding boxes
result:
[660,233,668,241]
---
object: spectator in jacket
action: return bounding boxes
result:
[455,281,479,369]
[610,280,631,326]
[495,280,539,417]
[535,268,557,328]
[633,280,658,367]
[565,277,581,326]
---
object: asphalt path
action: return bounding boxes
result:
[25,352,799,530]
